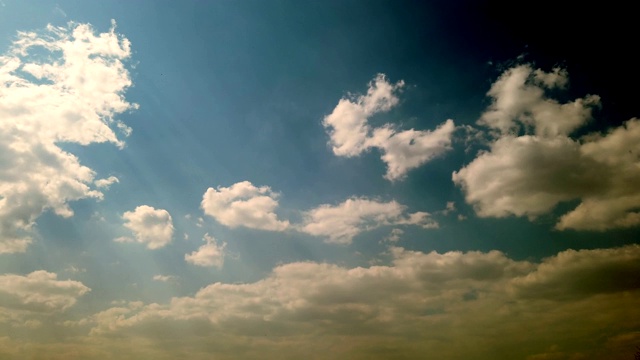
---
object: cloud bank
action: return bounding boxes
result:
[67,244,640,360]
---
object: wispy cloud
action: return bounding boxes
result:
[300,197,437,244]
[152,274,177,282]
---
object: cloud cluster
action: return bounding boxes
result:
[300,198,438,244]
[454,65,640,230]
[201,181,289,231]
[75,244,640,359]
[0,21,134,253]
[119,205,174,249]
[201,182,438,245]
[323,74,455,180]
[185,233,226,268]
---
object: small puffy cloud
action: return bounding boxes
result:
[454,65,640,231]
[121,205,174,249]
[185,233,226,268]
[300,198,438,244]
[0,21,135,253]
[0,270,90,313]
[323,74,455,180]
[201,181,289,231]
[94,176,119,189]
[79,245,640,359]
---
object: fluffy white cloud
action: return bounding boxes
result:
[94,176,119,189]
[323,74,455,180]
[185,233,226,268]
[201,181,289,231]
[300,198,438,244]
[454,65,640,230]
[0,21,135,253]
[477,65,600,137]
[75,244,640,360]
[120,205,174,249]
[369,119,456,180]
[0,270,90,313]
[454,135,605,218]
[323,74,404,157]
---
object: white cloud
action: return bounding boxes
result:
[0,271,90,313]
[121,205,174,249]
[454,65,640,231]
[454,135,604,218]
[323,74,404,157]
[185,233,226,268]
[94,176,119,189]
[0,22,135,253]
[77,245,640,360]
[477,65,599,137]
[368,119,456,180]
[300,198,438,244]
[323,74,455,180]
[201,181,289,231]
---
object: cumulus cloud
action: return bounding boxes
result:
[323,74,455,180]
[477,65,600,137]
[454,65,640,230]
[0,21,135,253]
[201,181,289,231]
[300,198,438,244]
[94,176,119,189]
[0,270,89,313]
[185,233,226,268]
[120,205,174,249]
[75,244,640,360]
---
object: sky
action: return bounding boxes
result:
[0,1,638,359]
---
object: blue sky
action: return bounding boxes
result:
[0,1,638,359]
